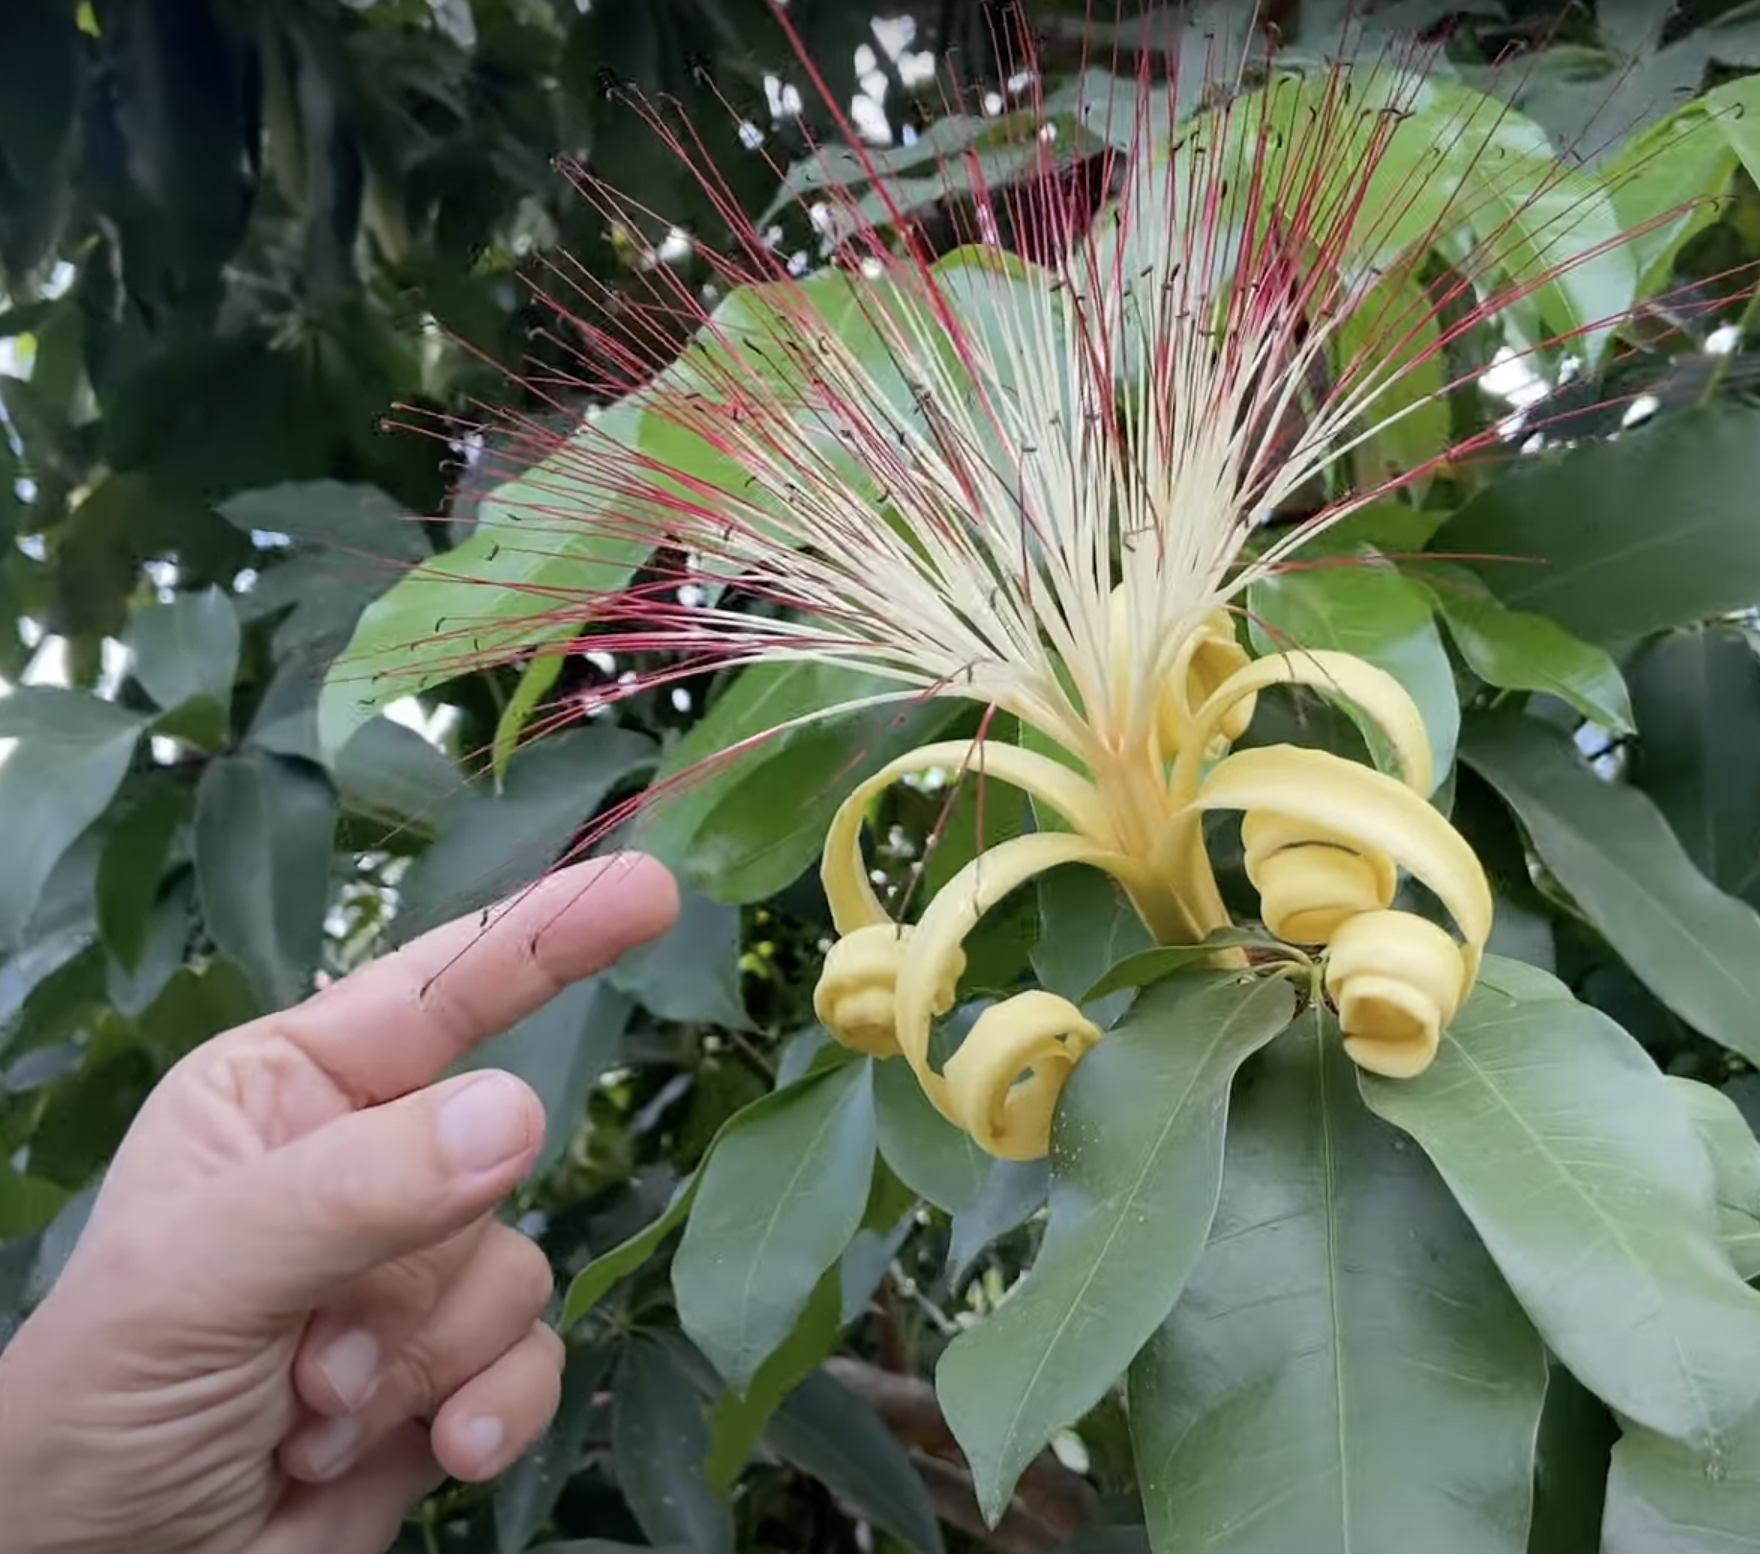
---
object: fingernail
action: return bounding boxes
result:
[303,1414,363,1480]
[438,1074,534,1173]
[460,1415,506,1472]
[316,1329,380,1411]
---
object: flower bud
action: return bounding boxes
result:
[1242,810,1397,944]
[942,990,1102,1160]
[1323,909,1469,1079]
[814,923,963,1059]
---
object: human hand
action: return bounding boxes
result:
[0,854,679,1554]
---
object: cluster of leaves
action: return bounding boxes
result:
[9,3,1760,1554]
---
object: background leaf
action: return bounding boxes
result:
[611,1336,734,1554]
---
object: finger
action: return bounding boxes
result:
[432,1321,567,1482]
[276,852,677,1104]
[195,1068,545,1319]
[289,1221,551,1441]
[291,1217,491,1416]
[257,1422,443,1554]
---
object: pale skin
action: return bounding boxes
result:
[0,853,681,1554]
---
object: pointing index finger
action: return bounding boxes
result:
[276,853,679,1105]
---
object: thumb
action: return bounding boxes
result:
[190,1070,544,1321]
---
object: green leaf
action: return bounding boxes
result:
[1333,273,1448,490]
[136,956,257,1064]
[496,1340,614,1554]
[608,890,747,1029]
[1602,1413,1760,1554]
[1082,929,1282,1002]
[0,0,82,277]
[464,976,633,1175]
[1415,563,1634,734]
[1669,1078,1760,1282]
[219,481,426,557]
[937,972,1297,1523]
[766,1370,947,1554]
[193,749,337,1011]
[1627,626,1760,909]
[0,1162,71,1240]
[329,717,462,835]
[1248,555,1458,785]
[673,1060,876,1393]
[1032,866,1152,1030]
[95,777,192,972]
[1436,406,1760,648]
[125,587,240,746]
[493,651,565,787]
[1129,1010,1547,1554]
[0,690,148,951]
[611,1336,734,1554]
[396,727,655,938]
[1462,714,1760,1066]
[640,660,959,904]
[1360,958,1760,1446]
[705,1267,842,1490]
[946,1158,1050,1288]
[873,1051,989,1214]
[562,1176,699,1330]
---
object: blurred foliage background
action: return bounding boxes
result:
[4,2,1760,1552]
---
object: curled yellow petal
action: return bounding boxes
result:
[942,991,1102,1160]
[1324,909,1469,1078]
[813,923,962,1059]
[1189,744,1492,981]
[1240,810,1397,945]
[1181,650,1435,796]
[821,739,1112,933]
[1177,613,1256,755]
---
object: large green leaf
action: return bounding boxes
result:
[1415,562,1634,734]
[1602,1413,1760,1554]
[639,659,960,904]
[607,889,747,1029]
[125,587,241,749]
[1361,957,1760,1447]
[0,690,148,951]
[873,1050,990,1214]
[1627,625,1760,910]
[611,1336,733,1554]
[1435,406,1760,647]
[673,1059,875,1393]
[1032,867,1151,1030]
[937,973,1297,1523]
[1462,713,1760,1065]
[1248,556,1458,785]
[1130,1010,1547,1554]
[193,749,338,1011]
[1669,1077,1760,1282]
[94,776,192,973]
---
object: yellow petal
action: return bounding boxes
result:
[1243,830,1397,945]
[821,739,1112,933]
[1179,615,1256,755]
[1181,650,1435,796]
[942,990,1102,1160]
[813,922,963,1059]
[1189,744,1491,978]
[1324,909,1469,1078]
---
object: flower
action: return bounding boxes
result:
[348,21,1681,1159]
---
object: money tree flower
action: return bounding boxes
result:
[333,34,1654,1161]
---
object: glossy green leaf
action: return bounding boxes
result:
[938,972,1297,1523]
[495,1340,614,1554]
[1131,1010,1546,1554]
[1627,626,1760,909]
[1669,1078,1760,1282]
[705,1267,842,1490]
[1361,957,1760,1446]
[767,1369,947,1554]
[608,890,747,1029]
[1603,1412,1760,1554]
[562,1175,700,1330]
[493,651,565,787]
[218,480,427,557]
[1032,866,1151,1030]
[639,660,959,905]
[1082,929,1282,1002]
[1333,272,1448,490]
[946,1158,1050,1289]
[1416,563,1634,734]
[125,587,240,743]
[673,1060,875,1393]
[873,1051,989,1214]
[0,1162,71,1240]
[1248,555,1458,785]
[95,777,192,972]
[611,1336,733,1554]
[193,749,337,1011]
[1463,713,1760,1065]
[395,726,655,939]
[1437,406,1760,647]
[0,689,147,951]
